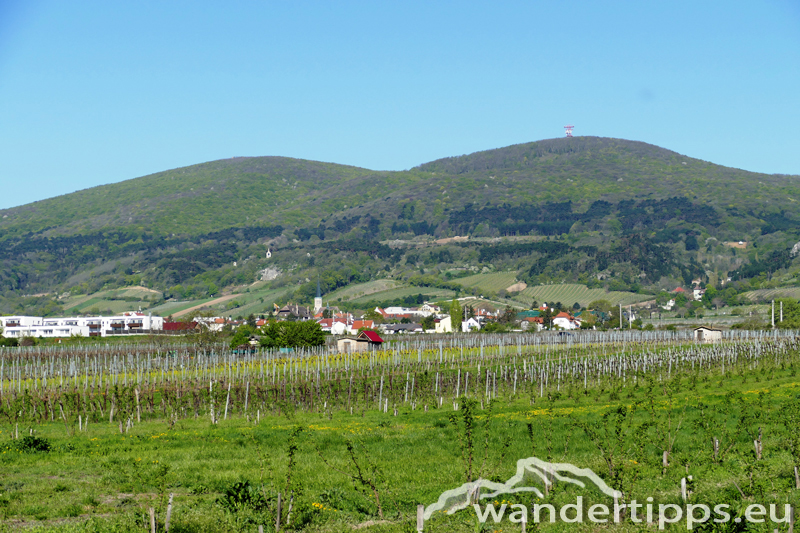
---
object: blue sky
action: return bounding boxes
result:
[1,1,799,209]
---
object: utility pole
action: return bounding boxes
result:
[772,300,775,328]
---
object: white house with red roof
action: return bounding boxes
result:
[317,317,349,335]
[348,319,374,335]
[552,311,581,330]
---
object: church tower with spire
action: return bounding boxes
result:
[314,278,323,314]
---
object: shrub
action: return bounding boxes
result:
[62,503,82,517]
[18,436,51,453]
[216,480,270,514]
[19,336,37,347]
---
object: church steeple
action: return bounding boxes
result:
[314,277,323,313]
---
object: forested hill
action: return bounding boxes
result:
[414,136,800,215]
[1,136,798,240]
[1,136,799,315]
[0,157,376,238]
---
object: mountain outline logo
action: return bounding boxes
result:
[424,457,621,520]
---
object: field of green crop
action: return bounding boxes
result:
[347,286,456,305]
[63,289,163,315]
[220,286,296,318]
[450,272,519,293]
[513,283,652,308]
[148,299,217,317]
[326,280,400,302]
[61,296,102,313]
[1,334,798,532]
[111,287,163,299]
[70,299,147,315]
[742,287,800,302]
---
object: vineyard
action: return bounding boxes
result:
[62,288,165,316]
[325,280,400,302]
[742,287,800,303]
[451,272,519,293]
[347,286,455,305]
[1,331,799,532]
[515,283,652,308]
[212,287,296,319]
[449,274,652,308]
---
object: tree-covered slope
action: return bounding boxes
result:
[409,136,800,228]
[0,136,799,315]
[3,137,799,240]
[0,157,375,237]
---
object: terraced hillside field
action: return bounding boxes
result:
[450,272,519,293]
[514,283,652,308]
[218,286,295,318]
[148,298,218,317]
[348,286,456,305]
[741,287,800,302]
[62,287,164,315]
[326,279,400,302]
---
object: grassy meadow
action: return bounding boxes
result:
[1,333,799,532]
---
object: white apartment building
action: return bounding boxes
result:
[0,316,42,329]
[1,312,164,339]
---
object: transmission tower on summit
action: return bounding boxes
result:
[564,125,574,137]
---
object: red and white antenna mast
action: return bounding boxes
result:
[564,124,574,137]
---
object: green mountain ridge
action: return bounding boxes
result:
[3,136,799,239]
[0,157,376,236]
[1,136,799,317]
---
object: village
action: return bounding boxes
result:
[0,281,735,352]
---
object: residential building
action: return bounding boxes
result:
[348,320,374,335]
[276,304,312,320]
[0,316,41,329]
[1,312,164,338]
[435,316,453,333]
[462,317,481,332]
[381,323,424,334]
[553,312,581,330]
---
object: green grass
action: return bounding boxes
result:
[1,342,798,532]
